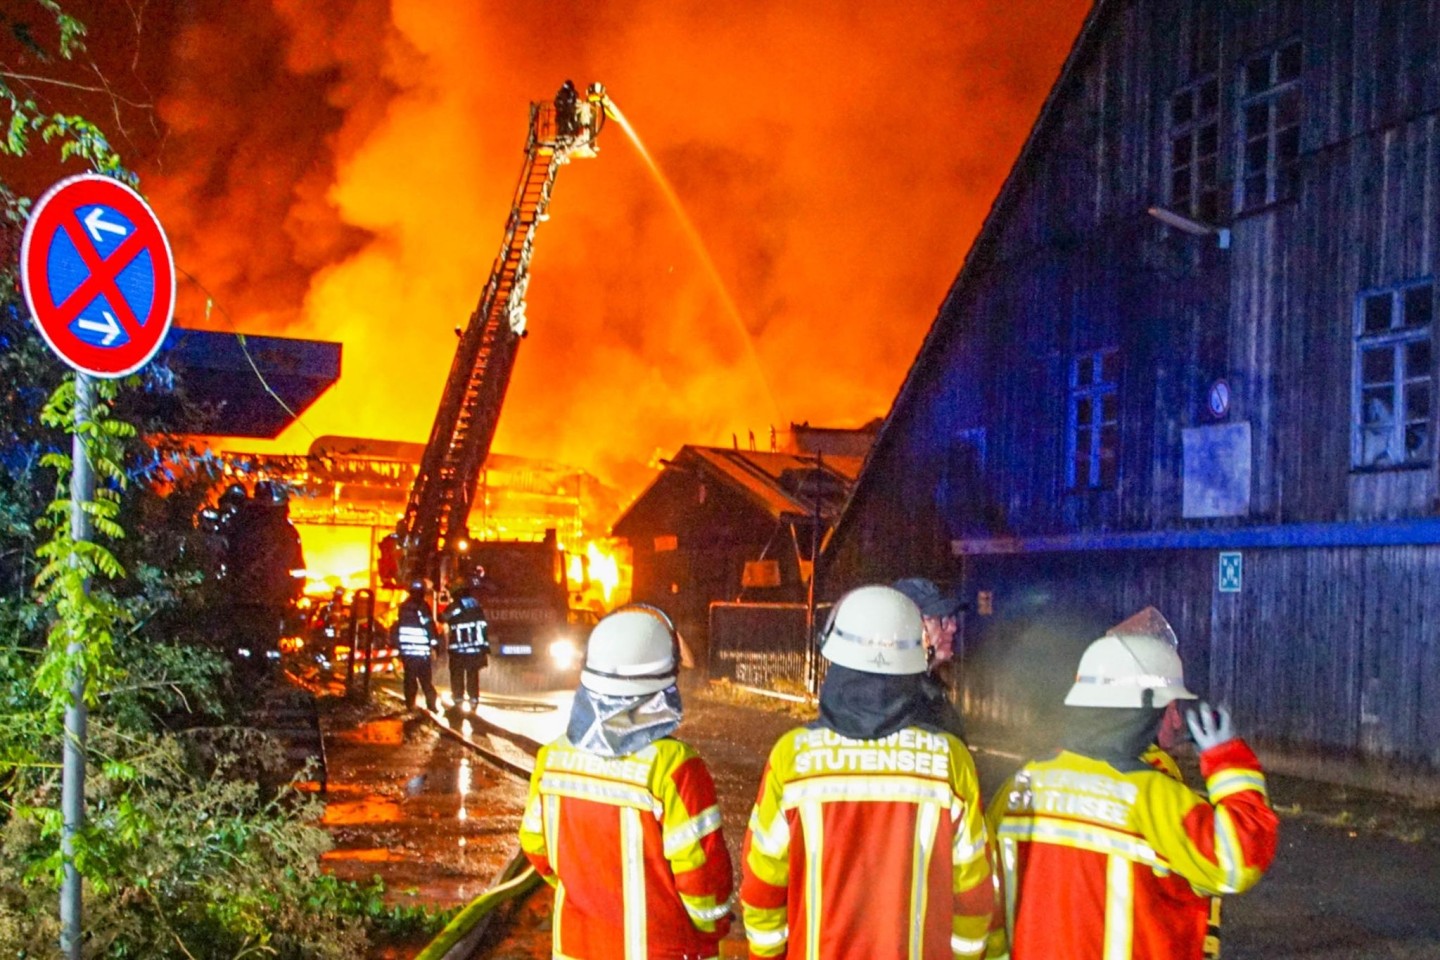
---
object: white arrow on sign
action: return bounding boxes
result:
[76,310,121,346]
[83,207,128,243]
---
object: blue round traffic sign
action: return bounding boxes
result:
[19,174,175,378]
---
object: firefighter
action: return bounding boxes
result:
[309,586,347,666]
[222,480,304,680]
[441,573,489,712]
[893,576,968,742]
[741,584,993,960]
[985,608,1280,960]
[392,579,439,712]
[518,605,734,959]
[555,79,579,138]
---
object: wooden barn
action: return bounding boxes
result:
[822,0,1440,778]
[613,425,872,670]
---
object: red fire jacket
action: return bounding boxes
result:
[985,739,1278,960]
[740,725,993,960]
[519,735,734,960]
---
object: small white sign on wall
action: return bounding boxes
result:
[1183,422,1252,518]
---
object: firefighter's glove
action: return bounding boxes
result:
[1185,701,1235,751]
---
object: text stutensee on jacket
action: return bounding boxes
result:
[790,726,952,778]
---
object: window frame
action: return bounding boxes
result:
[1066,347,1120,491]
[1236,38,1303,213]
[1351,280,1435,471]
[1166,74,1222,224]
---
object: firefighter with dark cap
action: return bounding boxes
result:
[984,608,1279,960]
[741,584,993,959]
[392,579,439,712]
[555,79,579,138]
[518,605,734,958]
[441,571,489,712]
[893,576,968,741]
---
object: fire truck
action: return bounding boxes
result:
[382,81,610,691]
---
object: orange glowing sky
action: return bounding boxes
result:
[16,1,1092,498]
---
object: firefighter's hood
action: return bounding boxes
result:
[565,683,683,757]
[816,663,934,740]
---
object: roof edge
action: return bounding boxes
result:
[824,0,1110,561]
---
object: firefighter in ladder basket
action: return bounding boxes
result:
[442,570,490,713]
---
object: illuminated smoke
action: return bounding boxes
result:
[136,0,1089,498]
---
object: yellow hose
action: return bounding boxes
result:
[413,849,542,960]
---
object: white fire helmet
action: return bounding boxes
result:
[1064,607,1198,708]
[820,584,927,676]
[580,605,680,696]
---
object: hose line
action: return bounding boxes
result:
[413,848,543,960]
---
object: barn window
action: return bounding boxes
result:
[1353,281,1435,469]
[1238,39,1302,211]
[1168,75,1220,223]
[1067,348,1119,490]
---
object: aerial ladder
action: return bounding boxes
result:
[394,81,609,584]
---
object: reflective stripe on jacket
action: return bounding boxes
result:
[518,736,734,960]
[393,599,437,657]
[740,725,993,960]
[985,739,1278,960]
[443,595,489,654]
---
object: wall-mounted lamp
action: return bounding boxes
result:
[1147,206,1231,250]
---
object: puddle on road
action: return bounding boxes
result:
[318,698,530,914]
[323,797,405,825]
[322,848,407,863]
[332,717,406,746]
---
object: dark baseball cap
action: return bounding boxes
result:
[891,577,963,618]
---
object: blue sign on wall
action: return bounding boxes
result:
[1218,551,1243,593]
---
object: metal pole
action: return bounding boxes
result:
[344,595,359,698]
[805,452,822,696]
[362,589,377,697]
[60,373,94,960]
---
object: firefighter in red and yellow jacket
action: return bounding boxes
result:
[985,608,1279,960]
[741,585,994,960]
[518,605,733,960]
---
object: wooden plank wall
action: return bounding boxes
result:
[964,544,1440,769]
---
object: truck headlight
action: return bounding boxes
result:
[549,638,580,669]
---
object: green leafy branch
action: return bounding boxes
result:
[30,376,136,719]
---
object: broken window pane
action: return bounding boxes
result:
[1362,385,1395,423]
[1406,423,1429,459]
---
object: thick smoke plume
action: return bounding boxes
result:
[37,1,1091,496]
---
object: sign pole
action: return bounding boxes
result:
[59,372,94,960]
[19,173,174,960]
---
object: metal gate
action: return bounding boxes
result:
[708,601,830,694]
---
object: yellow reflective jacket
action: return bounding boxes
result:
[741,725,993,960]
[518,735,734,960]
[985,739,1278,960]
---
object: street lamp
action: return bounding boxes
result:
[1147,205,1231,249]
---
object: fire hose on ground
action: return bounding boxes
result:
[413,847,542,960]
